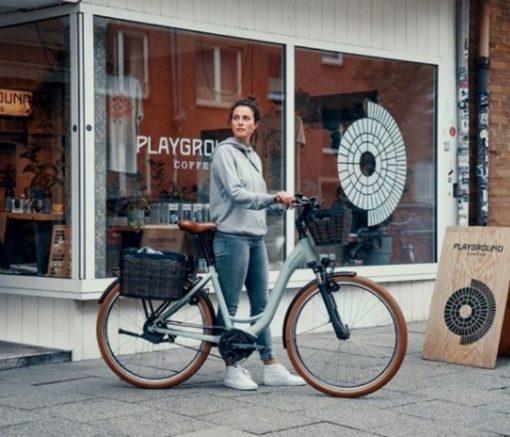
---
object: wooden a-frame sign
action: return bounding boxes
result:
[423,226,510,368]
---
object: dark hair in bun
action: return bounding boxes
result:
[228,96,261,123]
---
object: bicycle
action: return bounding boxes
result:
[96,194,408,397]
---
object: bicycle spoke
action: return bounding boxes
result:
[97,284,213,387]
[287,277,406,396]
[294,320,331,336]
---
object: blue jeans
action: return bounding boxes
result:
[213,232,274,361]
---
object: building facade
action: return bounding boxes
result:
[0,0,457,359]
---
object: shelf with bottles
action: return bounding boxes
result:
[147,202,210,225]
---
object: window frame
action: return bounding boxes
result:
[0,3,449,299]
[196,45,242,108]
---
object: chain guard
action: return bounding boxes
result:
[218,329,257,365]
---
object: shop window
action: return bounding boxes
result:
[94,18,284,277]
[296,48,436,266]
[0,18,71,278]
[196,46,242,107]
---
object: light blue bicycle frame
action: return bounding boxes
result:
[152,236,318,343]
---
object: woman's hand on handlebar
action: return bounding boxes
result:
[291,193,321,209]
[273,191,295,207]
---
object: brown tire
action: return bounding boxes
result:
[284,274,407,397]
[96,281,214,389]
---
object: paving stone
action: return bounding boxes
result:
[93,409,209,437]
[375,414,498,437]
[36,398,151,423]
[0,385,92,410]
[46,375,173,403]
[0,380,36,398]
[176,426,255,437]
[475,413,510,435]
[405,332,427,354]
[0,363,91,386]
[264,422,377,437]
[142,392,255,417]
[168,383,281,400]
[230,389,339,413]
[412,383,510,407]
[0,417,103,437]
[385,358,465,392]
[199,404,316,434]
[482,398,510,414]
[303,404,403,431]
[0,405,43,427]
[388,399,507,427]
[49,359,115,379]
[425,370,510,391]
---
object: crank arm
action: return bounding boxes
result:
[118,328,142,338]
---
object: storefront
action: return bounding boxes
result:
[0,1,457,359]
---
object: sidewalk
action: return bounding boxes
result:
[0,322,509,436]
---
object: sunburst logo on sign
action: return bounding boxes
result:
[337,101,407,226]
[444,279,496,345]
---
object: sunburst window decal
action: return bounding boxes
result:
[337,101,407,226]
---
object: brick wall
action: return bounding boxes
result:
[488,0,510,225]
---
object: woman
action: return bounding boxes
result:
[209,97,305,390]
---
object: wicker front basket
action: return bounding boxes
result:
[304,208,353,246]
[120,248,191,300]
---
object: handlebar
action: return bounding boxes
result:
[291,193,322,210]
[291,193,323,241]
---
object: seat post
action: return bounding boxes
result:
[195,231,215,267]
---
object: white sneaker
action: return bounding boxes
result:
[263,364,306,386]
[224,365,258,390]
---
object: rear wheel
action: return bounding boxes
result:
[96,281,214,388]
[284,274,407,397]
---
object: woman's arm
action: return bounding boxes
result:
[212,146,273,210]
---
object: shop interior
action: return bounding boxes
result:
[0,18,70,277]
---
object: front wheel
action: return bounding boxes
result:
[284,274,407,397]
[96,280,214,388]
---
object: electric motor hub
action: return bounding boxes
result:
[218,328,257,365]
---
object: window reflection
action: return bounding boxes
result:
[0,18,71,278]
[94,18,285,277]
[295,48,436,266]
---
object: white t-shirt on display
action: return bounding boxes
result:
[107,74,144,174]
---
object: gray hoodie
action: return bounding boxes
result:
[209,137,282,236]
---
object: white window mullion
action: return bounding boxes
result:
[70,13,82,279]
[82,12,96,279]
[236,50,242,98]
[285,44,295,257]
[214,47,221,103]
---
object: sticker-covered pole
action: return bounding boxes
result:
[475,0,489,226]
[456,0,470,225]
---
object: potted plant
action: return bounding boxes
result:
[126,191,150,227]
[21,142,65,212]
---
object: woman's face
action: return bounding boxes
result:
[230,105,257,145]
